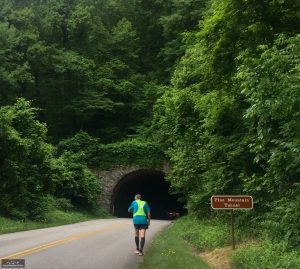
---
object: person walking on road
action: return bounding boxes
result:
[128,194,151,256]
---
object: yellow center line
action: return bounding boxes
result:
[0,222,131,260]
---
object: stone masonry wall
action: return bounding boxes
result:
[93,162,170,213]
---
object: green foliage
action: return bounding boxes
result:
[96,138,164,170]
[1,0,300,255]
[0,0,210,143]
[260,193,300,247]
[0,99,101,219]
[0,21,33,102]
[56,130,100,161]
[236,35,300,246]
[158,0,208,77]
[57,130,165,170]
[172,216,233,251]
[0,0,161,141]
[230,241,300,269]
[0,206,109,235]
[153,0,300,247]
[137,218,211,269]
[0,99,55,219]
[54,151,101,208]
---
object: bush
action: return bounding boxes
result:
[29,196,75,221]
[56,131,100,163]
[230,241,300,269]
[54,198,74,210]
[173,216,235,250]
[96,138,164,169]
[57,131,164,169]
[29,196,56,221]
[0,99,56,219]
[54,151,101,209]
[0,99,102,220]
[260,192,300,247]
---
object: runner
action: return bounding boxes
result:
[128,194,151,256]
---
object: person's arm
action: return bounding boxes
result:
[145,203,151,226]
[128,202,134,213]
[147,212,151,226]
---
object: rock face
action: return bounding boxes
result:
[93,163,170,213]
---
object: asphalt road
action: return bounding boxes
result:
[0,218,170,269]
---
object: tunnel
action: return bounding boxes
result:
[112,169,186,219]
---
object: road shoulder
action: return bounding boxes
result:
[136,221,211,269]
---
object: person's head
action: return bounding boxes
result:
[135,194,142,200]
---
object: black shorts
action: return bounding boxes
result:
[134,224,148,230]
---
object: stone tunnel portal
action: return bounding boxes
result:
[112,169,186,219]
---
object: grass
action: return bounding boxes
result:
[230,241,300,269]
[174,216,236,251]
[199,240,259,269]
[137,215,300,269]
[0,208,110,234]
[136,221,211,269]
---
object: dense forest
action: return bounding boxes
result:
[0,0,299,262]
[0,0,206,141]
[0,0,207,218]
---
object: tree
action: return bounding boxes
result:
[0,99,101,219]
[0,22,32,104]
[152,0,300,246]
[237,35,300,245]
[0,99,55,218]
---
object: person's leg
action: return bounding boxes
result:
[134,226,140,252]
[135,229,139,250]
[139,229,146,254]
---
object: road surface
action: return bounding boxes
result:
[0,218,170,269]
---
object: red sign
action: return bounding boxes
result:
[211,195,253,210]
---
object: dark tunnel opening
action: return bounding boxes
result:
[112,169,186,219]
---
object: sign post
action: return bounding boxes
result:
[231,209,235,250]
[211,195,253,250]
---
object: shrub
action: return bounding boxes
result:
[0,99,56,219]
[29,196,57,221]
[54,151,101,209]
[54,198,74,210]
[56,131,100,163]
[230,241,300,269]
[0,99,102,220]
[173,216,233,250]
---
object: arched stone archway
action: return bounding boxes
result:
[94,162,184,218]
[95,166,143,212]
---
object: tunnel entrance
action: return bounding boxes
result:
[112,169,186,219]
